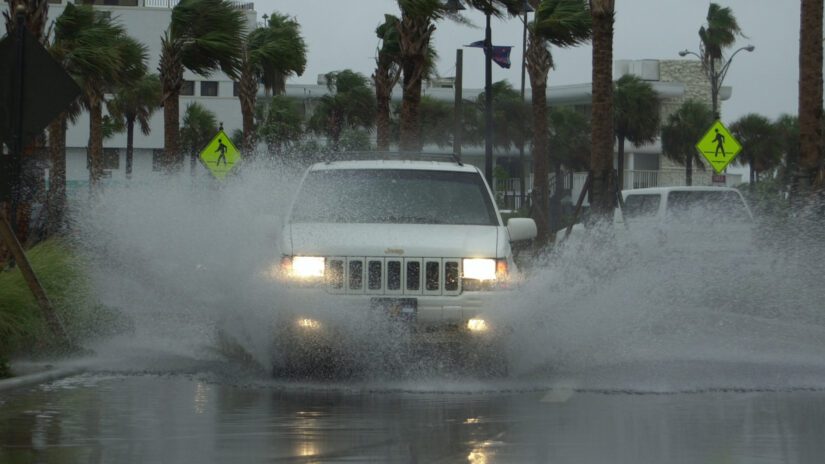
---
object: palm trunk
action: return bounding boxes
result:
[589,1,616,221]
[685,153,693,186]
[526,26,551,243]
[239,53,257,155]
[125,116,135,180]
[798,0,824,193]
[398,14,434,153]
[88,96,104,189]
[47,115,67,235]
[160,37,183,171]
[374,57,396,152]
[549,158,563,233]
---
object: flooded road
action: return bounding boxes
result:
[2,370,825,463]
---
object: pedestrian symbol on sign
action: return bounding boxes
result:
[713,129,726,158]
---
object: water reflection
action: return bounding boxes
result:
[1,374,825,463]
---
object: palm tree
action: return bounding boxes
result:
[308,70,375,152]
[797,0,824,192]
[730,114,782,184]
[238,12,307,153]
[526,0,591,241]
[699,3,745,117]
[374,14,402,151]
[180,102,218,172]
[661,100,713,186]
[614,74,659,190]
[158,0,244,171]
[107,73,162,180]
[589,0,615,221]
[395,0,521,152]
[774,114,800,191]
[417,95,455,148]
[52,4,146,189]
[471,81,531,154]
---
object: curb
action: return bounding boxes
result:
[0,366,86,392]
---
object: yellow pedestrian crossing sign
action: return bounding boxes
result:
[199,130,241,180]
[695,120,742,174]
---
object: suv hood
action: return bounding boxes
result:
[287,223,500,258]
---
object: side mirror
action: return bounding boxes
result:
[507,217,537,241]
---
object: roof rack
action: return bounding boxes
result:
[321,151,463,167]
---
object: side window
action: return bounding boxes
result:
[623,194,660,219]
[200,81,218,97]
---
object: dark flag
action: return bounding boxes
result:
[466,40,513,69]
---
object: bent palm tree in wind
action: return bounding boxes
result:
[158,0,244,171]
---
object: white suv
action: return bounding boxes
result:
[272,159,537,373]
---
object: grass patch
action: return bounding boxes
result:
[0,239,126,365]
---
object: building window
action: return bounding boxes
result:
[201,81,218,97]
[152,149,164,172]
[103,148,120,170]
[181,80,195,96]
[233,81,240,97]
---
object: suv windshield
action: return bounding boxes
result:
[290,169,499,225]
[666,190,752,223]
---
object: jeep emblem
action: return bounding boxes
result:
[384,248,404,255]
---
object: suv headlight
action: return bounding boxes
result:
[275,256,325,280]
[462,258,509,290]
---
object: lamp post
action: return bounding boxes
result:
[678,44,755,120]
[518,0,533,207]
[483,7,494,187]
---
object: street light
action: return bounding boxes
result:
[518,0,534,207]
[678,44,755,119]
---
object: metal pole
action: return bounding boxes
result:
[484,10,493,187]
[519,2,528,208]
[454,49,463,162]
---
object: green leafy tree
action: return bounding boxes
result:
[180,102,218,171]
[661,100,713,186]
[308,70,375,151]
[614,74,659,190]
[256,96,304,155]
[416,96,455,149]
[158,0,244,170]
[238,12,307,152]
[774,114,800,191]
[526,0,591,240]
[547,106,590,231]
[472,81,531,154]
[107,73,162,180]
[730,114,782,184]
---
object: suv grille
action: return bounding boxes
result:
[325,257,461,296]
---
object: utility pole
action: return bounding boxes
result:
[454,49,463,162]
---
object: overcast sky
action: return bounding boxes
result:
[257,0,800,124]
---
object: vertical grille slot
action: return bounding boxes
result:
[368,260,382,290]
[445,261,459,291]
[425,261,440,291]
[327,260,344,289]
[406,261,421,291]
[387,261,401,291]
[348,260,363,290]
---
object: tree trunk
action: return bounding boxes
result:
[548,158,563,233]
[398,14,434,153]
[159,38,183,172]
[526,26,551,243]
[47,115,67,235]
[374,58,395,152]
[686,153,693,186]
[125,116,135,180]
[88,96,104,190]
[239,53,257,155]
[589,1,616,221]
[798,0,824,193]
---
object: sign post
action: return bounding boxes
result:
[695,120,743,175]
[198,129,241,180]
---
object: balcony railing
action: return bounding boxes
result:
[143,0,253,8]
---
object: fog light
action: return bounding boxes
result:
[467,319,489,332]
[297,318,321,330]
